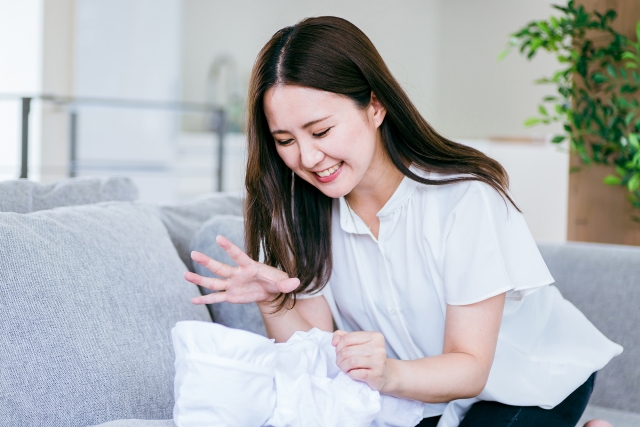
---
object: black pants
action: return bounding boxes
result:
[416,372,596,427]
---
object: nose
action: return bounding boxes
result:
[298,139,324,170]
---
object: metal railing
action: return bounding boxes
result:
[0,93,228,191]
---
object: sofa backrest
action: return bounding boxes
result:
[537,241,640,413]
[0,203,212,426]
[157,193,243,270]
[0,176,138,213]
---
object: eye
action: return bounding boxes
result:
[275,138,294,146]
[313,127,332,138]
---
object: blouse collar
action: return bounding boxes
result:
[338,164,424,235]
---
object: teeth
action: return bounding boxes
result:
[316,162,342,177]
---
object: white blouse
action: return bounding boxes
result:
[301,165,623,424]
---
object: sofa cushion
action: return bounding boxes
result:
[578,404,640,427]
[0,176,139,213]
[190,215,267,336]
[0,202,211,427]
[157,193,243,271]
[537,242,640,414]
[91,421,176,427]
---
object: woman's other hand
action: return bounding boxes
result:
[332,330,396,393]
[183,235,300,305]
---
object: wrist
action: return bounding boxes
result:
[257,298,280,312]
[381,358,403,395]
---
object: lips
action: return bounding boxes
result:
[313,162,343,183]
[314,161,343,177]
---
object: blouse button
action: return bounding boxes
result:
[389,308,398,315]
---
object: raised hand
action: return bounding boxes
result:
[183,235,300,305]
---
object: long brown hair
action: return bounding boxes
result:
[245,16,515,311]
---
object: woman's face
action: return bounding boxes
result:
[263,85,386,199]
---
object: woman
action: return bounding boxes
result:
[184,16,622,427]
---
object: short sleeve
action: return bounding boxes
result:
[296,289,324,300]
[442,181,554,305]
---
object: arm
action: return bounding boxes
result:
[184,235,333,343]
[259,295,334,343]
[333,292,505,403]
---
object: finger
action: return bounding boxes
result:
[278,277,301,293]
[191,291,228,305]
[339,356,369,373]
[216,235,254,268]
[332,330,349,347]
[184,271,229,291]
[336,332,374,353]
[336,347,376,369]
[191,251,236,278]
[347,369,370,384]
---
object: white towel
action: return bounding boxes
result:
[172,322,424,427]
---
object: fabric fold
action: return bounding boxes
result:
[172,322,424,427]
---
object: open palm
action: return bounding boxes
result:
[183,235,300,305]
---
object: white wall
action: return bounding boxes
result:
[463,139,569,242]
[181,0,440,131]
[181,0,563,138]
[74,0,182,202]
[0,0,43,181]
[0,0,78,184]
[434,0,563,139]
[40,0,75,183]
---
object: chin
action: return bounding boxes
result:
[314,183,352,199]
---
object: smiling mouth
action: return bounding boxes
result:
[314,162,343,177]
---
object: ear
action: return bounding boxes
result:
[369,92,386,128]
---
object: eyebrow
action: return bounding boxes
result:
[271,115,332,135]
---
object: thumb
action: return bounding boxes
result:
[277,277,300,293]
[332,330,348,347]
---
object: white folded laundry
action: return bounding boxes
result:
[171,322,424,427]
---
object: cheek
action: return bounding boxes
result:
[275,144,300,170]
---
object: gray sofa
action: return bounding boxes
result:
[0,177,638,427]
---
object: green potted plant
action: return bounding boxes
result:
[499,0,640,219]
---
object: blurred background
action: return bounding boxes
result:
[0,0,569,241]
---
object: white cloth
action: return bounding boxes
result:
[172,321,278,427]
[171,321,424,427]
[311,165,623,424]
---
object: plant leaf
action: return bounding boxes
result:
[625,111,636,125]
[524,117,542,127]
[497,48,511,62]
[628,174,640,191]
[569,166,583,173]
[592,72,608,83]
[551,134,566,143]
[604,175,622,185]
[621,68,629,80]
